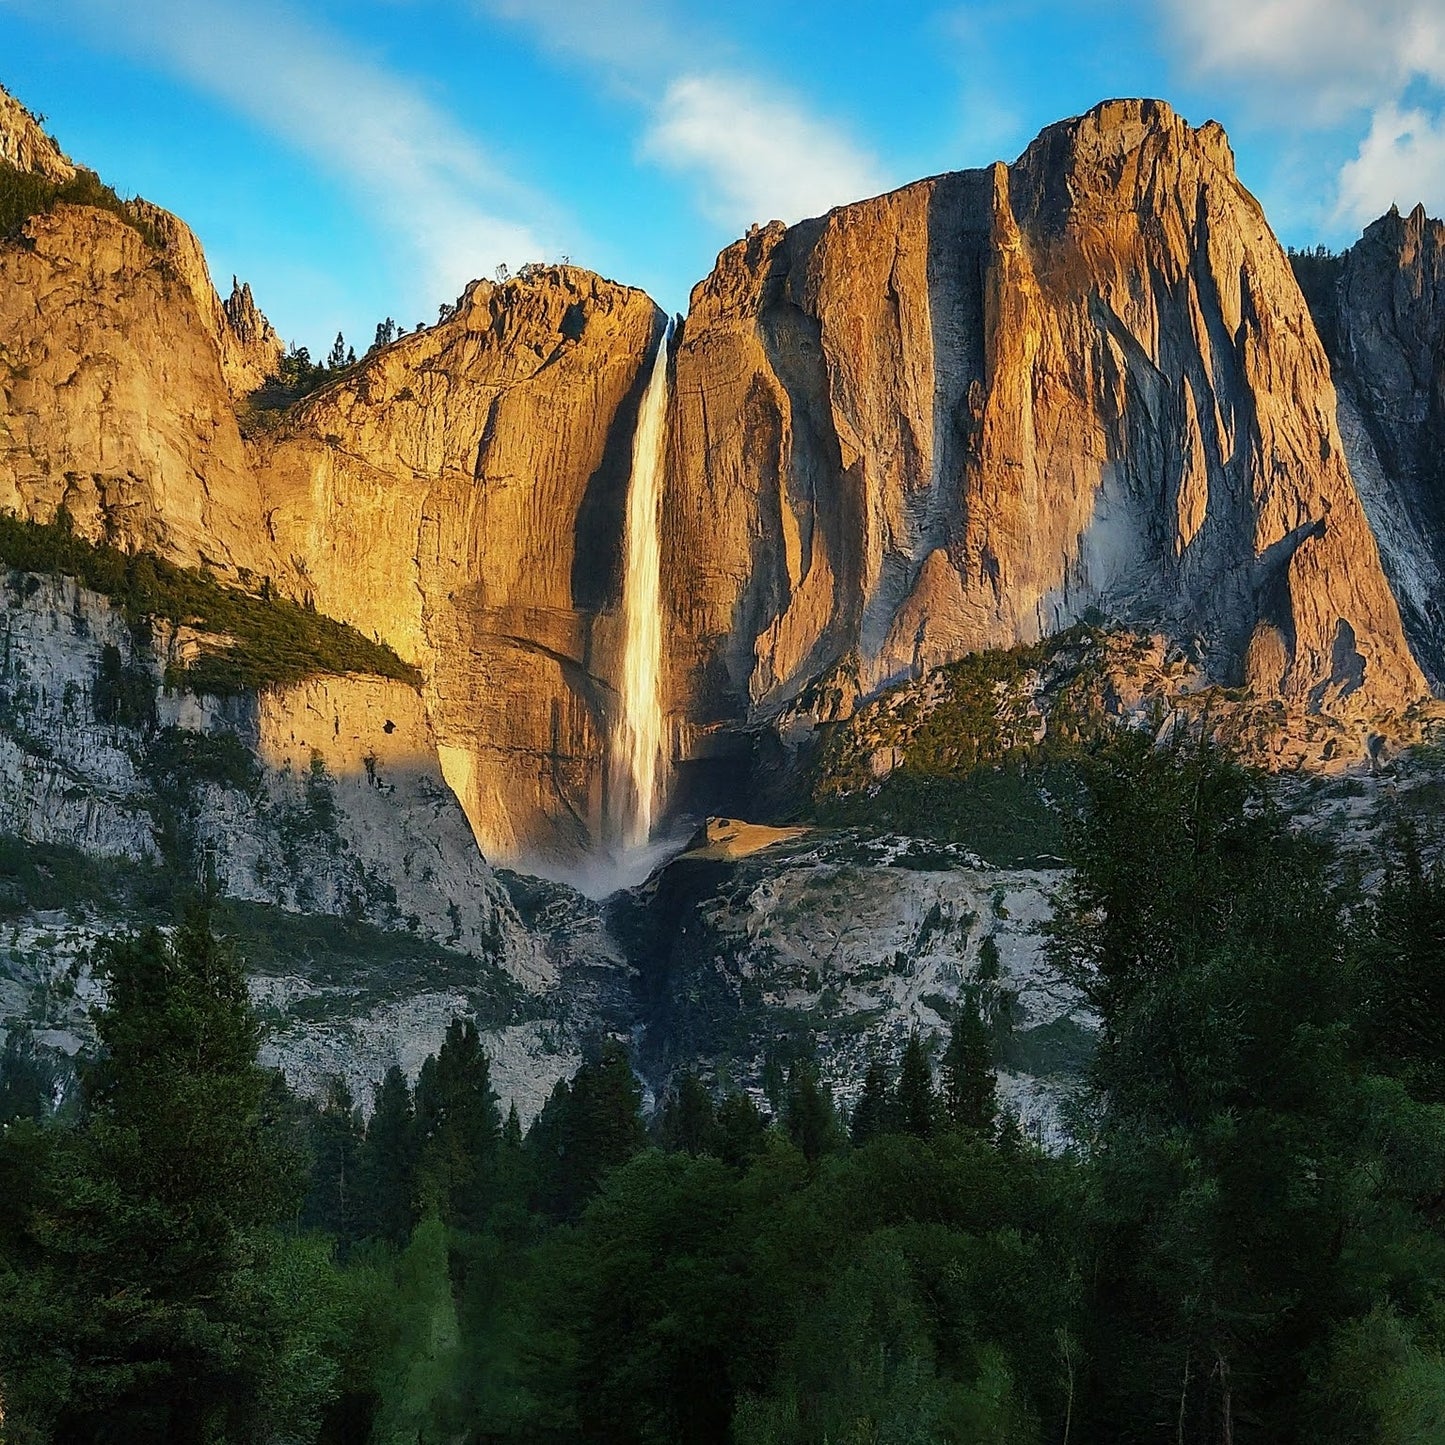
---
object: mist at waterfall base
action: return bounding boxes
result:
[544,822,697,901]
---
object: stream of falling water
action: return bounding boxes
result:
[610,319,673,853]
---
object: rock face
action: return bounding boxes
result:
[0,84,1436,872]
[614,831,1082,1145]
[1311,206,1445,687]
[0,567,646,1117]
[665,100,1425,739]
[0,202,278,578]
[0,89,74,182]
[253,270,663,865]
[0,570,543,982]
[0,88,285,571]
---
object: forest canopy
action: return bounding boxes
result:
[2,734,1445,1443]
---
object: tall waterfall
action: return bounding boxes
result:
[610,319,673,853]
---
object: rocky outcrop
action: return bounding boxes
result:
[0,202,279,578]
[0,568,547,981]
[253,269,663,866]
[614,830,1080,1144]
[0,86,283,561]
[0,89,74,182]
[666,100,1425,740]
[127,197,285,400]
[1310,206,1445,687]
[220,278,285,396]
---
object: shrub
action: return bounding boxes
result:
[0,160,164,248]
[92,643,155,728]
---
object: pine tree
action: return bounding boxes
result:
[851,1055,894,1144]
[716,1090,768,1169]
[1357,822,1445,1103]
[327,331,348,370]
[359,1064,418,1246]
[488,1099,531,1228]
[977,933,1002,983]
[525,1077,572,1218]
[564,1039,646,1212]
[525,1042,645,1220]
[940,996,997,1136]
[302,1074,365,1243]
[896,1031,936,1139]
[414,1017,500,1230]
[784,1059,839,1162]
[659,1072,719,1155]
[0,904,305,1440]
[502,1098,522,1150]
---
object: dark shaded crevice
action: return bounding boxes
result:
[570,310,666,613]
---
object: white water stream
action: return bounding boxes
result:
[609,320,673,854]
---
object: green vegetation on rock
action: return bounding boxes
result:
[0,835,170,920]
[0,509,421,694]
[234,339,357,434]
[0,159,165,248]
[813,627,1107,796]
[807,629,1110,863]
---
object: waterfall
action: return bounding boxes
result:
[610,318,673,853]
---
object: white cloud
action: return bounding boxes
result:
[478,0,885,230]
[642,73,886,228]
[38,0,556,300]
[1336,104,1445,226]
[1163,0,1445,111]
[1157,0,1445,231]
[477,0,688,82]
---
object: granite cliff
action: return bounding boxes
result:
[0,189,280,574]
[7,81,1445,1123]
[0,85,1437,879]
[252,269,664,866]
[1298,205,1445,689]
[0,88,73,183]
[665,101,1424,743]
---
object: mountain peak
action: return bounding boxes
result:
[1018,96,1237,180]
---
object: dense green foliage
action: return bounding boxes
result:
[0,159,164,248]
[814,765,1077,865]
[1287,245,1346,354]
[0,509,420,693]
[814,628,1107,791]
[0,908,328,1441]
[1049,733,1445,1442]
[236,340,356,428]
[4,733,1445,1441]
[0,835,171,919]
[810,631,1109,862]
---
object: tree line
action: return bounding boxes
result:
[2,731,1444,1442]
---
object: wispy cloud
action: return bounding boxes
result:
[1164,0,1444,110]
[479,0,688,84]
[477,0,885,228]
[1157,0,1445,228]
[643,73,885,228]
[32,0,557,300]
[1336,104,1445,226]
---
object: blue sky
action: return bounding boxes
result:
[1,0,1442,355]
